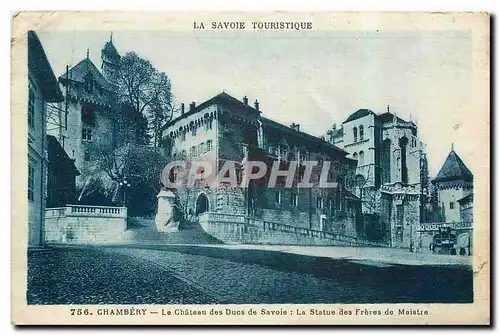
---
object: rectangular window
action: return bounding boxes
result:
[275,191,281,204]
[449,202,455,209]
[28,85,35,129]
[316,197,323,209]
[28,161,35,201]
[190,146,196,158]
[206,140,213,152]
[191,127,197,137]
[328,197,334,211]
[198,143,205,156]
[396,227,403,242]
[291,194,298,206]
[180,132,186,142]
[396,204,404,226]
[82,128,92,142]
[299,151,306,162]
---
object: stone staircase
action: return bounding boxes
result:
[117,217,223,245]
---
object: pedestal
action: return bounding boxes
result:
[155,190,179,233]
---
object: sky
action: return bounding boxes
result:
[38,30,474,176]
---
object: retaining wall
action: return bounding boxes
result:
[45,205,127,244]
[199,212,386,247]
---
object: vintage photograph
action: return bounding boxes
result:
[13,12,489,325]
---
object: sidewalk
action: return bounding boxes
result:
[95,242,472,267]
[208,244,473,267]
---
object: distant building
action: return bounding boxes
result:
[432,148,473,223]
[328,108,427,248]
[27,31,64,246]
[46,135,80,207]
[162,92,363,237]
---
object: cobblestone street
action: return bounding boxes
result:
[27,246,473,305]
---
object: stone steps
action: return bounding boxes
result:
[119,217,222,245]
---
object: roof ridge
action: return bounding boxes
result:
[434,149,473,182]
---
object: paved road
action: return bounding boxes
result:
[27,246,473,305]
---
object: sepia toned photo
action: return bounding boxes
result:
[11,11,490,325]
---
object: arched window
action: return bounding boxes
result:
[359,151,364,165]
[359,125,364,140]
[353,127,358,142]
[399,136,409,184]
[381,139,391,184]
[353,152,358,162]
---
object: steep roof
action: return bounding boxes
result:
[102,40,119,58]
[27,31,64,102]
[433,150,473,183]
[58,58,112,91]
[343,109,376,124]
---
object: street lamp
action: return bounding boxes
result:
[119,177,131,206]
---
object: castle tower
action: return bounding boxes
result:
[101,33,120,85]
[432,148,473,223]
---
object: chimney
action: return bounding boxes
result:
[254,99,260,111]
[181,103,185,115]
[333,123,336,130]
[290,123,300,131]
[243,96,248,105]
[190,102,196,111]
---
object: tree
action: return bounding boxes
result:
[116,52,173,146]
[79,140,169,216]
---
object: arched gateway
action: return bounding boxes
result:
[195,193,209,215]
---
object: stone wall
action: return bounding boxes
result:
[45,205,127,244]
[199,212,386,247]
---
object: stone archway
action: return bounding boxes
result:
[195,193,209,216]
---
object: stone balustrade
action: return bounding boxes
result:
[45,205,127,244]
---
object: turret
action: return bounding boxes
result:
[101,32,121,85]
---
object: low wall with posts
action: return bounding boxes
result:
[45,205,127,244]
[199,212,386,247]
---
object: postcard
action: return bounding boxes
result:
[11,11,490,325]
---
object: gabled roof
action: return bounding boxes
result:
[58,58,112,91]
[343,109,376,124]
[27,31,64,102]
[433,150,473,183]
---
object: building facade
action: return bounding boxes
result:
[27,31,64,246]
[52,40,119,189]
[328,109,427,248]
[432,148,474,223]
[417,148,474,255]
[162,92,363,237]
[46,135,80,208]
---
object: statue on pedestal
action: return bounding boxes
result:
[155,189,180,232]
